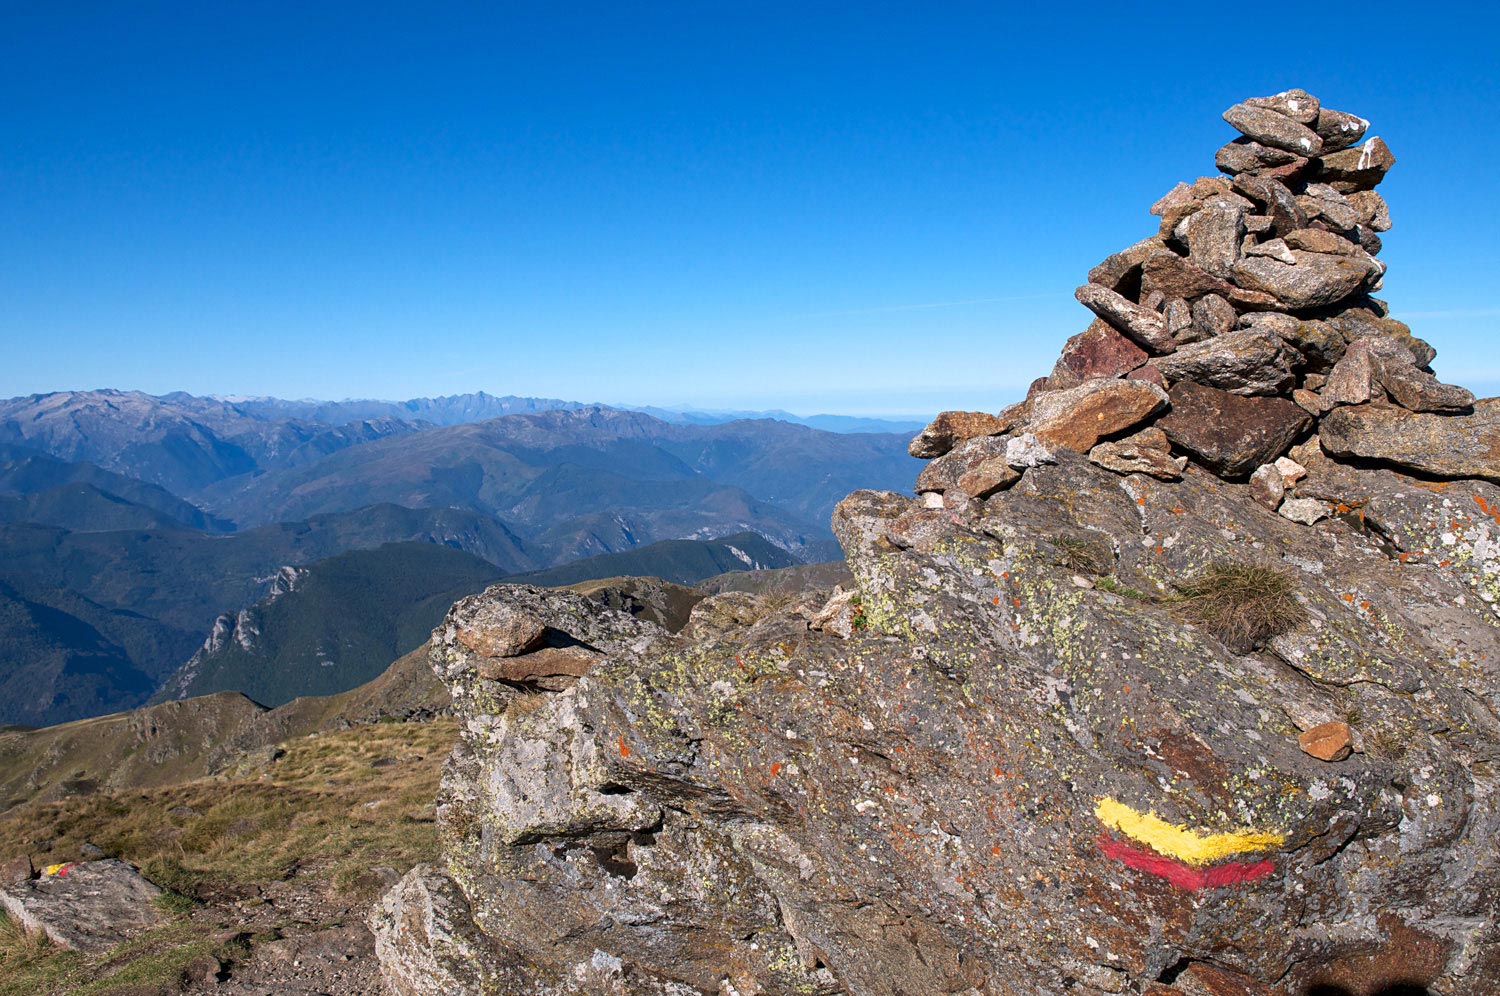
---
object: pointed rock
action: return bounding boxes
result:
[1074,284,1176,354]
[909,411,1010,459]
[1053,319,1150,382]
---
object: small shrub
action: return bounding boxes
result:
[1173,562,1306,652]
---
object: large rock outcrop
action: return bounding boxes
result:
[374,93,1500,996]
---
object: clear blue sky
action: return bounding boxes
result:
[3,2,1496,415]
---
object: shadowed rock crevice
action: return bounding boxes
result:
[371,91,1500,996]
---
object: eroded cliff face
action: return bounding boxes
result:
[372,92,1500,996]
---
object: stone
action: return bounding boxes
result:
[1241,312,1346,372]
[0,856,33,886]
[1320,338,1382,408]
[1223,102,1324,155]
[1088,427,1186,480]
[370,866,498,996]
[1125,364,1166,388]
[1249,463,1286,510]
[1317,137,1395,192]
[453,604,546,659]
[474,646,603,689]
[1275,456,1308,484]
[1303,373,1327,391]
[1354,225,1384,256]
[1052,318,1149,382]
[915,434,1010,494]
[1314,107,1369,152]
[1087,236,1165,295]
[1293,388,1322,415]
[1347,190,1392,232]
[1328,310,1437,368]
[1320,401,1500,482]
[908,410,1009,459]
[1149,181,1195,217]
[1164,297,1192,339]
[1231,174,1308,236]
[0,859,163,953]
[1245,214,1274,233]
[1279,496,1329,526]
[1140,251,1232,300]
[1154,329,1299,396]
[1245,238,1296,264]
[1298,721,1354,761]
[1025,379,1170,454]
[1215,139,1307,178]
[1231,250,1377,310]
[810,587,861,639]
[1073,283,1176,354]
[1005,432,1056,468]
[1176,196,1247,278]
[1157,381,1311,478]
[1298,183,1362,231]
[1245,88,1320,124]
[958,456,1024,499]
[1323,337,1473,414]
[1283,228,1360,255]
[1189,293,1236,341]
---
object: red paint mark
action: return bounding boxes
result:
[992,595,1001,606]
[993,766,1003,777]
[1096,834,1275,891]
[769,761,782,778]
[618,736,630,758]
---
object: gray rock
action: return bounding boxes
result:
[1249,462,1287,509]
[1231,250,1378,310]
[1073,283,1176,354]
[1314,107,1370,152]
[1223,102,1324,155]
[908,410,1010,459]
[0,859,162,953]
[915,433,1011,494]
[1087,426,1186,480]
[1176,196,1247,278]
[1320,400,1500,482]
[1278,496,1330,525]
[1087,236,1165,294]
[1005,432,1057,468]
[1154,329,1299,396]
[370,866,498,996]
[1323,337,1474,414]
[1215,139,1307,178]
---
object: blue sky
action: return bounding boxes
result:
[3,3,1497,415]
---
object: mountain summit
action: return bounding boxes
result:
[373,92,1500,996]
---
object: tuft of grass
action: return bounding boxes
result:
[1096,576,1153,601]
[1172,562,1306,652]
[1053,535,1114,576]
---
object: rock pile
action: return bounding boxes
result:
[373,93,1500,996]
[912,88,1496,522]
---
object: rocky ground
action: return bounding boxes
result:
[371,91,1500,996]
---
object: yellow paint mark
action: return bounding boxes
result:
[1094,797,1283,866]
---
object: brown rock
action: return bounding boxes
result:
[1223,102,1324,155]
[1087,427,1186,480]
[1215,138,1307,178]
[1189,294,1236,341]
[1,856,33,886]
[455,606,547,659]
[1283,228,1359,255]
[915,434,1010,494]
[908,410,1008,459]
[1320,401,1500,483]
[1231,250,1377,310]
[1154,329,1299,396]
[1322,337,1473,414]
[474,646,603,688]
[1052,319,1149,381]
[1327,310,1436,368]
[1347,190,1392,232]
[1314,107,1369,152]
[1140,251,1232,300]
[1073,283,1176,354]
[1246,89,1320,124]
[1087,236,1164,295]
[1176,196,1248,278]
[1320,339,1381,409]
[1240,312,1346,372]
[957,456,1023,499]
[1157,381,1311,477]
[1249,463,1286,510]
[1231,174,1308,236]
[1164,297,1193,340]
[1149,181,1195,217]
[1125,364,1166,388]
[1298,183,1362,231]
[1026,379,1170,454]
[1316,136,1395,193]
[1299,721,1354,762]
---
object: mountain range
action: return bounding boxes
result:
[0,388,920,726]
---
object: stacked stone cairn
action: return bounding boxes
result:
[910,89,1495,522]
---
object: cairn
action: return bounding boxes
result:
[910,89,1494,522]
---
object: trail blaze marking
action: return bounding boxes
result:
[1096,835,1275,891]
[1094,797,1282,867]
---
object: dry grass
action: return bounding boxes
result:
[1172,562,1306,652]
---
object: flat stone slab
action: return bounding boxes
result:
[0,859,163,952]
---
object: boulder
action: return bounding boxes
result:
[1176,196,1247,278]
[1087,427,1186,480]
[1005,432,1057,469]
[0,859,163,953]
[1313,107,1369,152]
[1316,137,1395,192]
[1154,329,1299,396]
[1087,236,1164,295]
[1157,381,1311,477]
[1320,401,1500,483]
[1052,319,1149,381]
[957,456,1024,499]
[1231,250,1377,310]
[1025,379,1170,454]
[908,410,1009,458]
[1073,284,1176,354]
[1189,293,1236,341]
[1245,88,1320,124]
[454,604,546,659]
[1223,102,1323,155]
[1215,138,1307,178]
[915,434,1011,495]
[1322,337,1473,414]
[1249,463,1286,510]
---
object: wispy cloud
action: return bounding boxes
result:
[790,293,1063,320]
